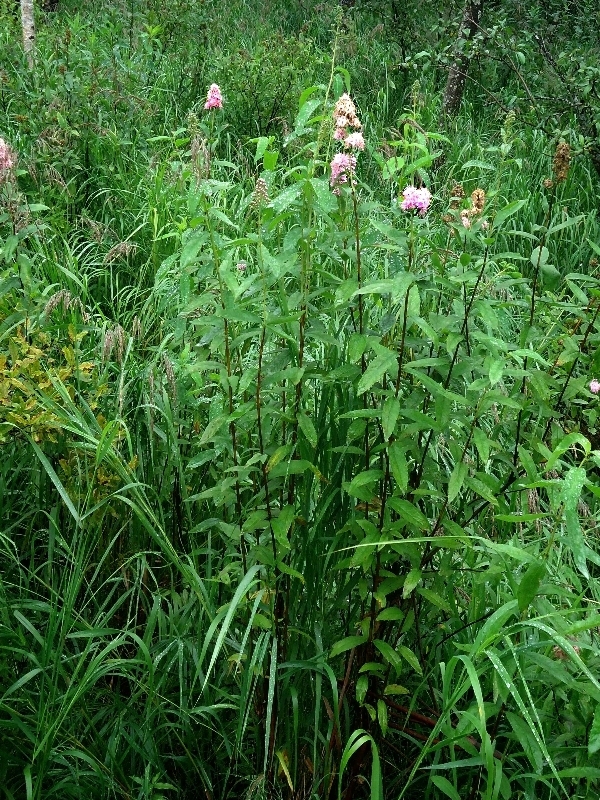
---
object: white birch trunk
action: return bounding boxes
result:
[20,0,35,69]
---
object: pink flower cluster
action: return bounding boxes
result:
[590,379,600,394]
[204,84,223,111]
[344,131,365,151]
[333,93,362,143]
[330,94,363,192]
[330,152,357,190]
[400,185,432,215]
[0,138,15,172]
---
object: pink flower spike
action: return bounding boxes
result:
[344,131,365,151]
[333,126,346,140]
[590,379,600,394]
[204,83,223,110]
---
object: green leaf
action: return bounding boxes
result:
[359,662,386,674]
[555,767,600,779]
[565,614,600,635]
[263,150,278,171]
[448,462,467,503]
[267,445,293,472]
[472,428,490,464]
[431,776,461,800]
[589,705,600,755]
[546,436,590,473]
[95,418,121,467]
[398,644,422,675]
[276,560,305,583]
[471,601,518,655]
[541,263,560,290]
[506,710,544,772]
[388,442,408,493]
[353,274,414,303]
[402,568,421,598]
[560,465,587,508]
[357,350,397,395]
[516,560,547,612]
[356,674,369,704]
[298,412,318,448]
[488,358,504,386]
[417,588,453,614]
[30,440,80,524]
[530,245,549,267]
[309,177,336,213]
[252,613,273,630]
[494,199,526,230]
[464,475,498,505]
[377,699,388,736]
[348,333,368,363]
[331,635,367,658]
[565,507,589,578]
[293,97,321,131]
[382,396,400,440]
[347,470,383,498]
[200,415,228,445]
[373,639,403,675]
[387,498,429,530]
[547,215,584,235]
[270,183,302,214]
[377,607,404,621]
[253,136,271,162]
[271,504,295,547]
[383,684,409,696]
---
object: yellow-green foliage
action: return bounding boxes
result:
[0,297,97,442]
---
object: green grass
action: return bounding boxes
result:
[2,1,600,798]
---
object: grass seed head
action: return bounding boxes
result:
[552,140,571,183]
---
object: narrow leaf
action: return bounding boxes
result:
[516,560,547,612]
[331,635,367,658]
[382,396,400,441]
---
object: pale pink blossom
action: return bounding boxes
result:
[590,379,600,394]
[236,261,247,272]
[333,127,346,140]
[330,152,356,189]
[344,131,365,151]
[204,84,223,110]
[401,185,432,215]
[0,138,14,171]
[461,210,471,229]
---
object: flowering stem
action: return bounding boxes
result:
[411,246,489,493]
[512,193,555,465]
[351,182,363,335]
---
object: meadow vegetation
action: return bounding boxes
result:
[2,0,600,798]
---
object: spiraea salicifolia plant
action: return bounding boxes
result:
[124,71,600,800]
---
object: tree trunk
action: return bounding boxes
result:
[20,0,35,68]
[441,0,484,117]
